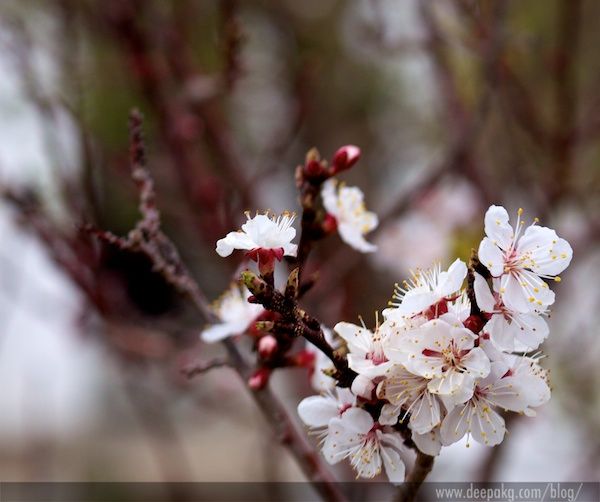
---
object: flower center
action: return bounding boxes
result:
[423,342,469,370]
[367,349,388,366]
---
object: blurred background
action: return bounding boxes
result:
[0,0,599,495]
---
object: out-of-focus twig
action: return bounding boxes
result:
[85,109,214,321]
[182,357,230,379]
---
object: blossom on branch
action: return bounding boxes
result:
[386,313,490,397]
[474,272,549,351]
[383,259,467,321]
[440,356,550,447]
[323,407,408,483]
[200,283,263,343]
[321,179,378,253]
[478,205,572,312]
[334,318,395,398]
[216,211,298,261]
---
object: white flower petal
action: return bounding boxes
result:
[340,407,374,434]
[470,401,505,446]
[461,347,491,379]
[484,205,514,250]
[436,259,467,297]
[333,322,373,355]
[486,314,515,352]
[412,428,442,456]
[337,222,377,253]
[478,237,505,277]
[380,444,406,484]
[513,312,549,350]
[396,288,438,316]
[409,393,441,434]
[440,402,471,445]
[321,179,339,216]
[351,374,375,399]
[474,272,497,313]
[297,396,339,428]
[501,273,533,313]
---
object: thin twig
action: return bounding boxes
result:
[182,357,230,379]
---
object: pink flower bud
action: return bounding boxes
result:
[258,334,278,359]
[248,367,271,390]
[332,145,361,173]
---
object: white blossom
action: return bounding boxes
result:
[334,319,394,397]
[440,357,550,447]
[383,259,467,321]
[321,178,378,253]
[297,387,356,430]
[386,314,490,397]
[200,284,263,343]
[216,212,297,258]
[478,205,572,312]
[377,365,443,434]
[474,272,549,351]
[323,407,408,483]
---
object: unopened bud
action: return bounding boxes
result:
[248,367,271,390]
[331,145,360,173]
[258,334,278,359]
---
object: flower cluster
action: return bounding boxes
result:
[298,205,572,483]
[203,143,572,485]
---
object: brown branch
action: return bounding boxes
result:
[242,270,357,388]
[397,451,435,502]
[84,109,214,321]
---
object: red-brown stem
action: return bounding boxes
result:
[396,451,435,502]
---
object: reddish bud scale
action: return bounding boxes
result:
[322,214,338,234]
[246,247,284,279]
[304,159,325,177]
[246,247,285,263]
[463,315,485,334]
[423,300,449,320]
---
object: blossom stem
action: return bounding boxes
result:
[396,451,435,502]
